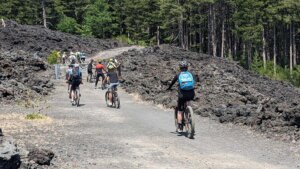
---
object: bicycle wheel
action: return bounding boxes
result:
[76,92,80,107]
[174,107,179,131]
[105,91,110,107]
[115,93,120,109]
[185,106,195,139]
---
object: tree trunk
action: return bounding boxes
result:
[211,4,217,57]
[41,0,47,29]
[289,24,293,76]
[234,34,237,60]
[273,25,277,76]
[262,27,267,70]
[293,25,297,66]
[221,19,225,58]
[247,43,252,69]
[207,5,212,55]
[157,26,160,46]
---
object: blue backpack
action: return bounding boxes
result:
[178,71,195,90]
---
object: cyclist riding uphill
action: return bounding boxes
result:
[87,59,94,77]
[103,66,119,106]
[167,60,196,132]
[69,64,83,104]
[66,64,74,92]
[107,58,117,70]
[95,60,106,89]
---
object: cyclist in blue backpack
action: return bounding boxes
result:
[167,60,195,131]
[69,64,82,104]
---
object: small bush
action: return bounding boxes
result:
[25,112,47,120]
[47,51,60,64]
[115,35,135,45]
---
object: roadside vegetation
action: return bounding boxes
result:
[25,112,47,120]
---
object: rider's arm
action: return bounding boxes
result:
[168,75,178,90]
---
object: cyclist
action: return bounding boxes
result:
[167,60,196,132]
[107,58,117,70]
[69,64,82,104]
[69,51,76,63]
[95,60,106,89]
[87,59,94,82]
[104,67,119,106]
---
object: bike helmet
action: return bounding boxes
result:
[179,60,188,70]
[109,58,114,62]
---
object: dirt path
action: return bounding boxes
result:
[2,47,300,169]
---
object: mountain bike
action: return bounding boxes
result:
[174,101,195,139]
[105,85,120,109]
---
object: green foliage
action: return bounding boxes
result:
[25,112,47,120]
[47,51,60,65]
[82,0,117,38]
[115,35,135,45]
[57,16,80,34]
[251,57,300,87]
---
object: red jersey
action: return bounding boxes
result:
[96,64,105,73]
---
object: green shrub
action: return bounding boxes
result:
[57,16,80,34]
[25,112,47,120]
[115,35,135,45]
[47,51,60,64]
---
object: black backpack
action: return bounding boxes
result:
[87,63,92,71]
[72,68,81,85]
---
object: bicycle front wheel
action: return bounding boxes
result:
[185,106,195,139]
[115,95,120,109]
[105,91,110,107]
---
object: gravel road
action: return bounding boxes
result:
[2,47,299,169]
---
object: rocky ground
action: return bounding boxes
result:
[0,50,53,103]
[0,20,124,103]
[0,20,122,57]
[116,45,300,142]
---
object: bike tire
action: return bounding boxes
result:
[115,96,120,109]
[105,91,110,107]
[76,94,80,107]
[186,106,195,139]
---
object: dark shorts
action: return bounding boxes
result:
[88,70,93,75]
[70,84,79,91]
[178,90,195,111]
[96,73,105,80]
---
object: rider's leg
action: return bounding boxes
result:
[71,88,75,102]
[95,74,99,87]
[177,98,184,127]
[101,74,105,86]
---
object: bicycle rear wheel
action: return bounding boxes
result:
[76,90,80,107]
[185,106,195,139]
[115,94,120,109]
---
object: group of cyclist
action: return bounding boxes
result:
[66,55,196,133]
[66,57,120,106]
